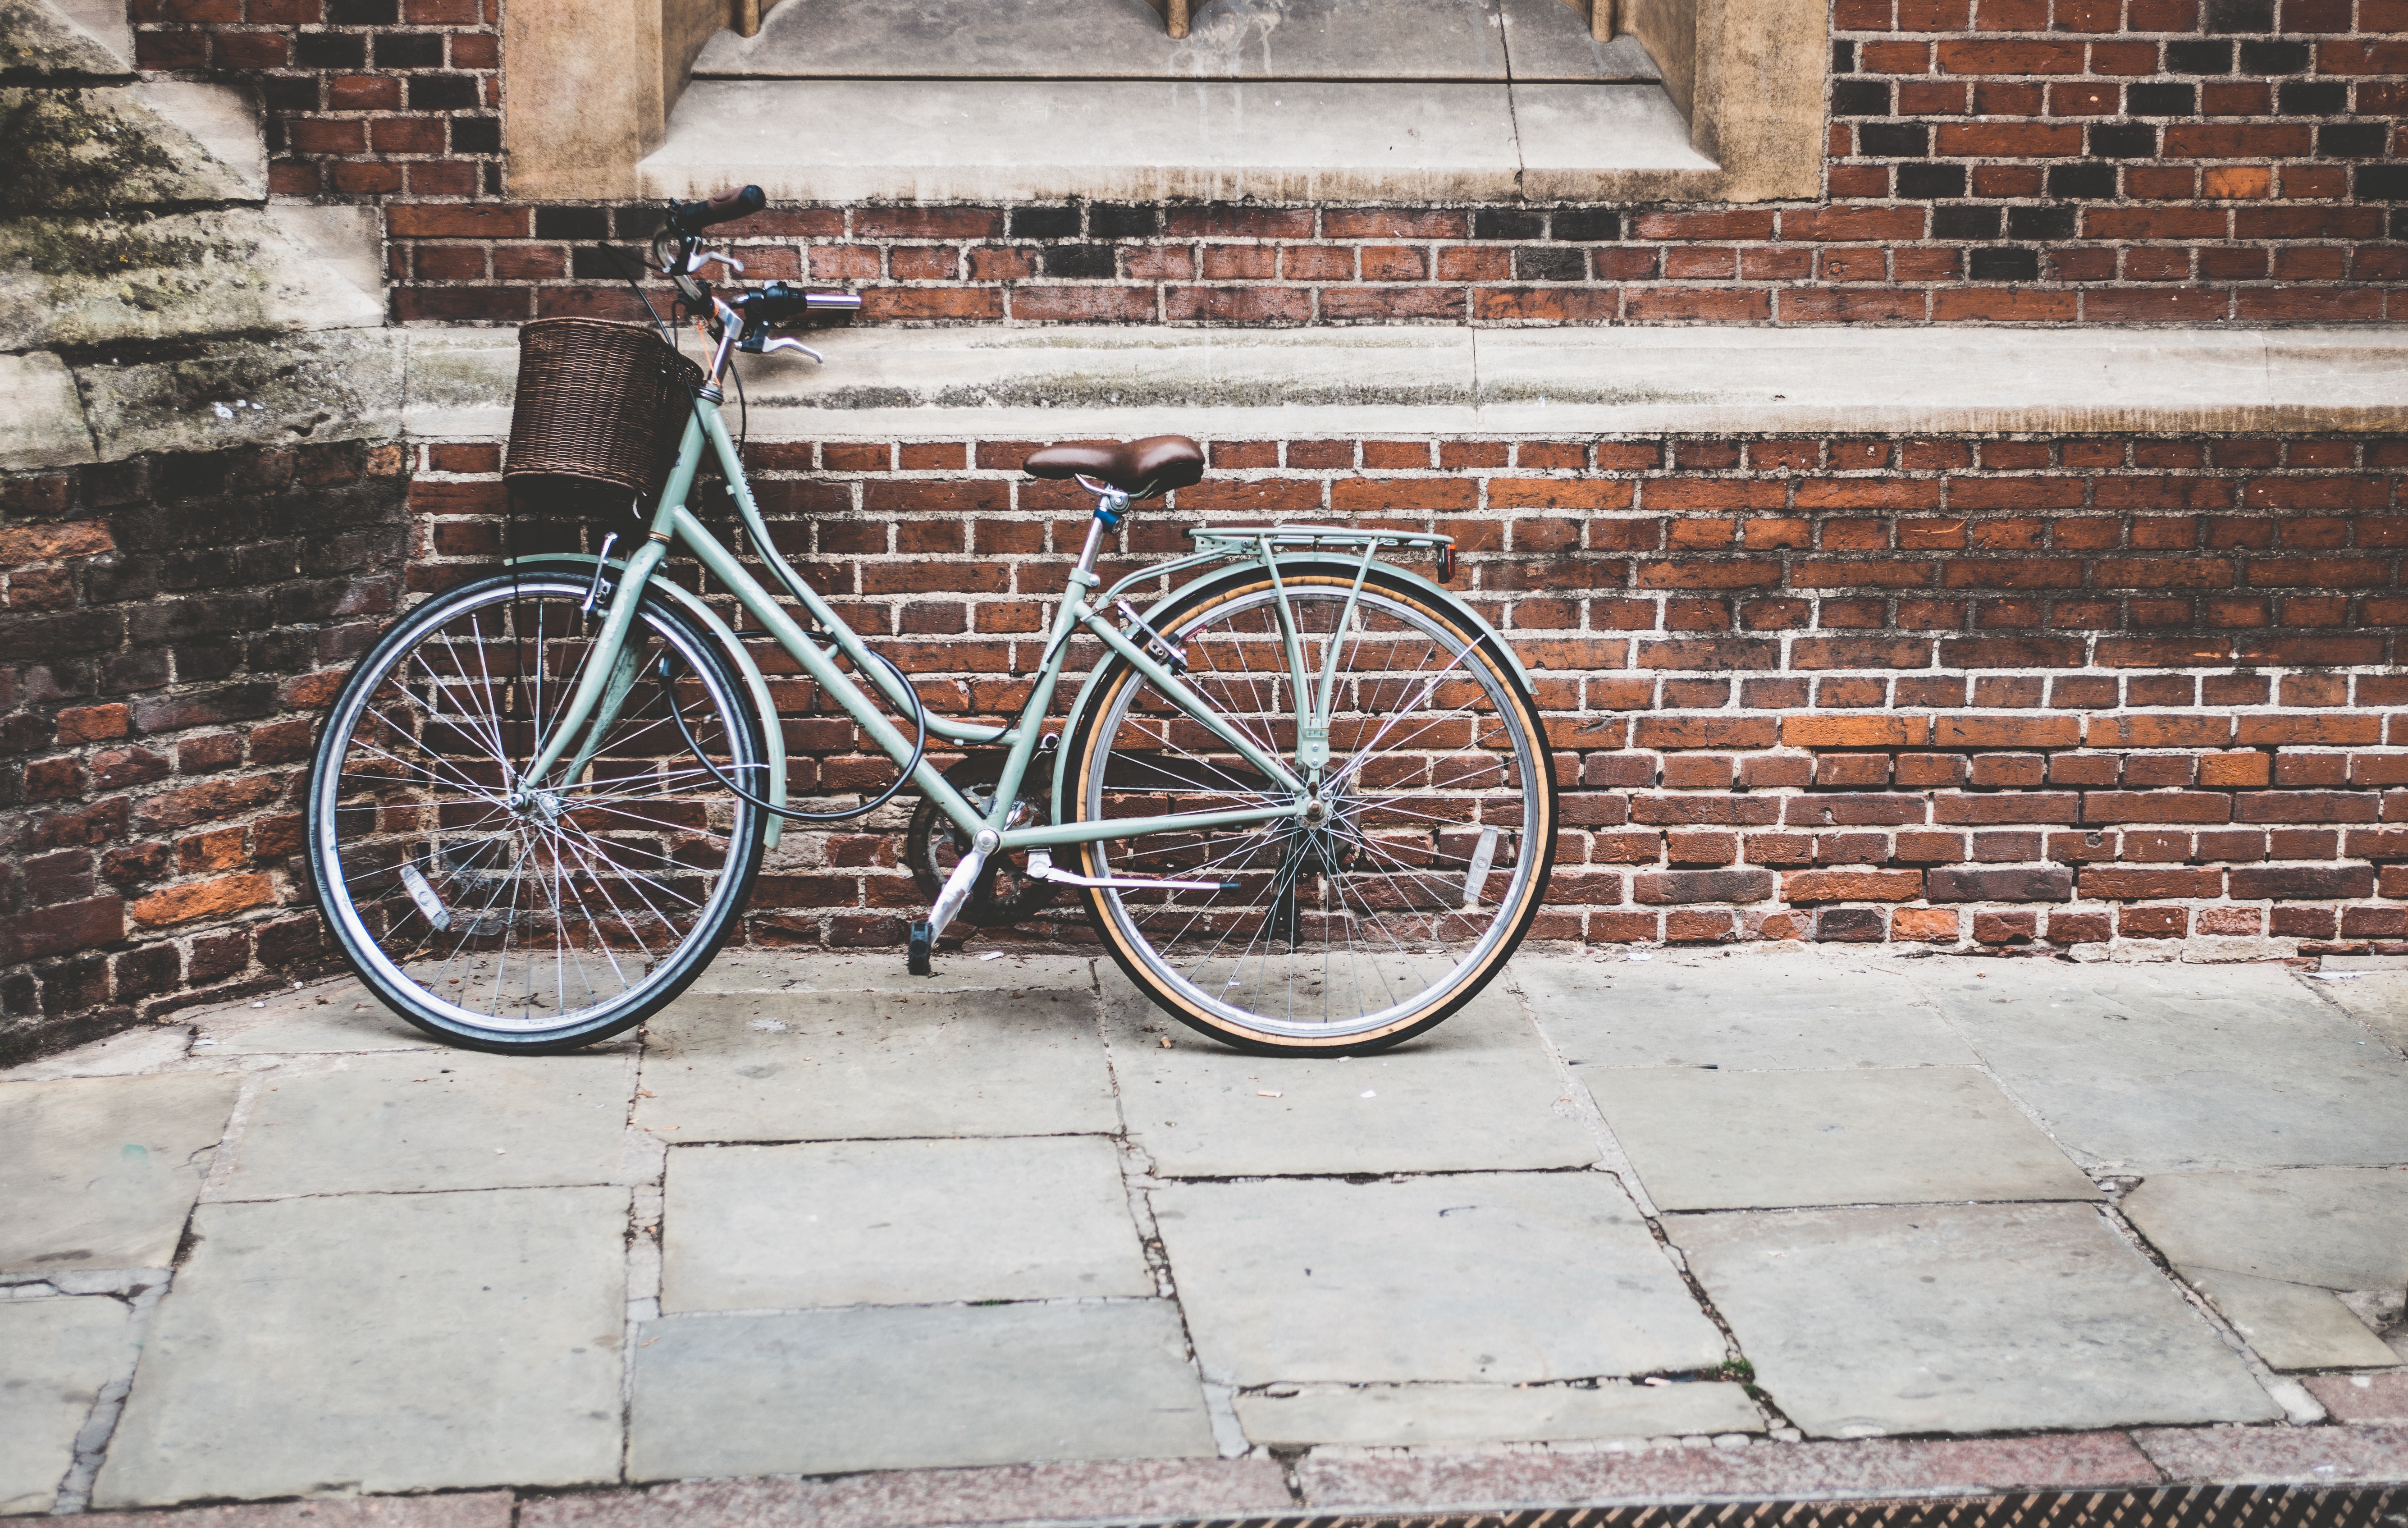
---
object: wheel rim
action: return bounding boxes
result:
[312,578,755,1035]
[1081,580,1546,1041]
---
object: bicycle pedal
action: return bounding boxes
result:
[907,920,933,976]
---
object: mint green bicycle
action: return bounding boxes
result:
[305,188,1557,1056]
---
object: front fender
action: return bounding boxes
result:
[1049,554,1535,824]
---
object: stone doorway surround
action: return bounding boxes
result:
[503,0,1823,206]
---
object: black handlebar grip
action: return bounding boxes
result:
[668,185,765,235]
[740,284,865,327]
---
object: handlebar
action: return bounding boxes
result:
[666,184,765,236]
[736,283,864,327]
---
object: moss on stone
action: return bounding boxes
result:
[6,211,221,278]
[0,0,128,78]
[0,87,190,213]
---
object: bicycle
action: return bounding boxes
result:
[304,186,1558,1057]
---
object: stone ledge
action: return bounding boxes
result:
[401,324,2408,443]
[639,79,1712,206]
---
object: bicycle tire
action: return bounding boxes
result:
[306,571,768,1052]
[1062,562,1556,1054]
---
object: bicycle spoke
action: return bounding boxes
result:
[1081,576,1548,1048]
[313,577,757,1043]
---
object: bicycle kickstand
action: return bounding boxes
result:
[909,836,993,976]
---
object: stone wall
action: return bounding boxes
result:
[402,427,2408,959]
[127,0,2406,326]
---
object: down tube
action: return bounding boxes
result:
[668,506,982,828]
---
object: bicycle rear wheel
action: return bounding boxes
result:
[1064,563,1556,1054]
[306,571,767,1052]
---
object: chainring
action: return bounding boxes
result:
[905,754,1059,929]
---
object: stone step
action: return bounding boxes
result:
[694,0,1660,82]
[640,77,1704,206]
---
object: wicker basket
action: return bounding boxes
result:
[504,319,705,512]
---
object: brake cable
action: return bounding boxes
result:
[655,644,931,823]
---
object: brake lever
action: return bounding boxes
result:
[758,335,824,363]
[685,250,745,277]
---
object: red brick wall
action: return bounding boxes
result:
[131,0,2403,325]
[416,429,2408,954]
[0,443,409,1062]
[13,426,2408,1057]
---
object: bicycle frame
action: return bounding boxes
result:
[512,382,1470,871]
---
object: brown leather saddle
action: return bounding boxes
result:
[1023,435,1205,499]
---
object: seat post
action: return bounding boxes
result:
[1071,478,1130,581]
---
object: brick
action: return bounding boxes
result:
[2080,867,2223,898]
[387,204,528,239]
[1892,906,1960,941]
[0,895,123,964]
[1927,867,2076,901]
[2118,906,2189,939]
[1784,869,1925,902]
[1632,869,1774,904]
[1813,907,1889,942]
[1785,794,1930,827]
[2234,791,2381,823]
[1933,715,2081,750]
[1632,717,1779,750]
[1782,715,1933,749]
[126,872,274,929]
[2083,792,2233,824]
[1935,792,2083,824]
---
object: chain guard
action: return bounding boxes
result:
[905,755,1059,929]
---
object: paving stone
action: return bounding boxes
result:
[2188,1270,2400,1371]
[4,1024,196,1082]
[1234,1379,1761,1448]
[0,1295,131,1513]
[0,1074,242,1273]
[2122,1169,2406,1372]
[218,1052,635,1198]
[685,949,1100,995]
[2304,1371,2408,1424]
[78,1497,515,1528]
[661,1135,1151,1312]
[95,1188,625,1505]
[2304,968,2408,1055]
[637,986,1116,1141]
[190,981,444,1054]
[1295,1430,2164,1508]
[1104,979,1595,1176]
[1153,1173,1723,1385]
[1580,1067,2098,1211]
[1909,960,2408,1171]
[1524,955,1978,1071]
[628,1300,1212,1479]
[1673,1203,2282,1437]
[518,1459,1292,1528]
[2132,1423,2408,1484]
[2123,1168,2408,1292]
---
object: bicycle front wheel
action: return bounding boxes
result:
[306,571,767,1052]
[1065,563,1556,1054]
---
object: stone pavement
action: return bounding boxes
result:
[4,945,2404,1525]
